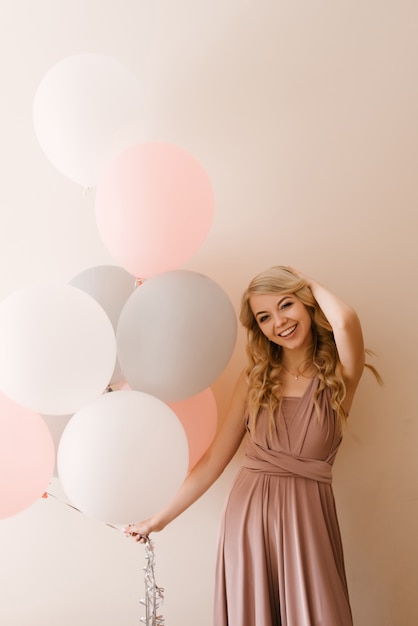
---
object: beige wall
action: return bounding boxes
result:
[0,1,417,624]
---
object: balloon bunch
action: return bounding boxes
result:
[0,54,238,534]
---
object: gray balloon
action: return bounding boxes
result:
[70,265,136,385]
[116,270,237,402]
[41,413,72,477]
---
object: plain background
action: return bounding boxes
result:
[0,1,417,624]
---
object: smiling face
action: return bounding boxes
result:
[250,292,313,352]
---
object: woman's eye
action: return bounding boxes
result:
[259,315,269,323]
[280,301,292,310]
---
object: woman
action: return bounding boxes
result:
[125,266,380,625]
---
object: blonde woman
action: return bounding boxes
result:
[125,266,380,626]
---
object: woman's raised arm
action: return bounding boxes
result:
[289,268,365,407]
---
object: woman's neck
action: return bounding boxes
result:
[281,347,315,380]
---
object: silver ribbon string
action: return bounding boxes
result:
[140,537,165,625]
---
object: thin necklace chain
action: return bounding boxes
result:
[281,362,313,381]
[282,365,301,380]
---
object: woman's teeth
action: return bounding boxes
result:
[279,324,297,337]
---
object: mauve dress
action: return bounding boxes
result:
[214,377,353,626]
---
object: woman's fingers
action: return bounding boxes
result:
[123,524,149,543]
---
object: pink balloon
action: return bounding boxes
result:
[0,393,55,519]
[169,388,218,471]
[95,142,215,278]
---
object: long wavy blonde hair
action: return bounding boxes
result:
[239,266,377,432]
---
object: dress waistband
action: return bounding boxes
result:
[242,451,333,484]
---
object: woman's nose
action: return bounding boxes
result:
[273,313,287,329]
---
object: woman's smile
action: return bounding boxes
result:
[278,323,297,338]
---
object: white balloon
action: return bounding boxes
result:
[57,390,189,526]
[0,283,116,415]
[116,270,237,402]
[69,265,136,384]
[33,53,144,188]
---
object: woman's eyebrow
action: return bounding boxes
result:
[255,297,291,318]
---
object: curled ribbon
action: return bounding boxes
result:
[140,537,165,625]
